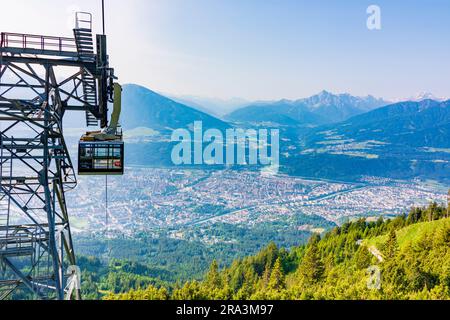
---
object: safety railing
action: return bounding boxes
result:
[0,233,33,253]
[75,12,93,30]
[0,32,77,53]
[0,225,46,253]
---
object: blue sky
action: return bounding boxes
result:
[1,0,449,100]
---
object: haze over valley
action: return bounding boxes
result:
[63,84,449,272]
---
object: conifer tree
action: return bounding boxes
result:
[268,258,285,291]
[298,240,324,283]
[447,189,450,218]
[205,260,222,289]
[261,262,272,288]
[384,229,398,259]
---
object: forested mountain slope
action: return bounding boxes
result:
[104,202,450,300]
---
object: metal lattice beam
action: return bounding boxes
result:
[1,11,116,299]
[0,51,90,301]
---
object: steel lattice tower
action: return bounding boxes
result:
[0,13,115,300]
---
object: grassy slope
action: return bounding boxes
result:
[364,217,450,250]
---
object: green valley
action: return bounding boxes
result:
[75,202,450,300]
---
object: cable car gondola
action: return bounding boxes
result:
[78,83,124,175]
[78,134,124,175]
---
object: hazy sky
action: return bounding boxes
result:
[1,0,449,100]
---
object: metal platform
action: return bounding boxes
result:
[0,32,78,58]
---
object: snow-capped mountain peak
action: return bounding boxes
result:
[407,92,445,102]
[414,92,441,101]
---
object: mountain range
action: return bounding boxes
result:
[406,92,447,103]
[117,84,449,181]
[166,94,250,117]
[121,84,229,132]
[306,99,450,147]
[120,86,391,134]
[225,91,389,125]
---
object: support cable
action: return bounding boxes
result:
[102,0,112,269]
[106,175,108,228]
[105,175,112,266]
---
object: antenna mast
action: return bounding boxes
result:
[102,0,106,35]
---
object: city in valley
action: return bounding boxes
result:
[66,166,448,245]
